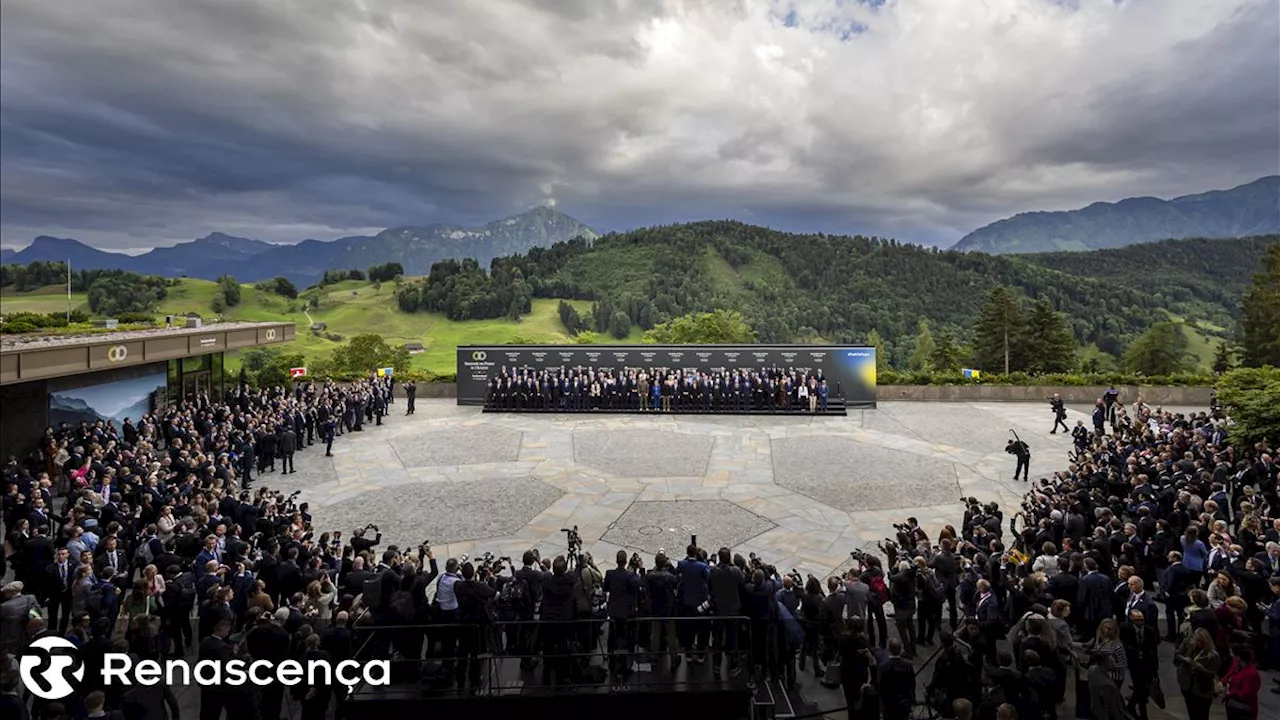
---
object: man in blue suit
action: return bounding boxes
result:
[676,544,711,662]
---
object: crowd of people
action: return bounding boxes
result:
[1,376,397,720]
[1,376,1276,720]
[485,364,834,413]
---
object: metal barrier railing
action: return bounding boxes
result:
[345,615,761,697]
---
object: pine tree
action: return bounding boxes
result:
[866,329,890,373]
[1025,297,1076,373]
[908,319,935,371]
[1240,243,1280,367]
[1212,341,1235,374]
[973,285,1027,374]
[929,327,964,372]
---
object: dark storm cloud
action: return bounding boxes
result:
[1,0,1277,250]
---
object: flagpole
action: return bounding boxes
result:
[67,258,72,322]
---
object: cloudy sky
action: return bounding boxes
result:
[2,0,1277,252]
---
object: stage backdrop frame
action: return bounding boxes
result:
[456,344,876,408]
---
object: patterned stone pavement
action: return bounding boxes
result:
[601,499,777,555]
[270,400,1199,581]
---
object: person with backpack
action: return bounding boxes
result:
[509,550,550,671]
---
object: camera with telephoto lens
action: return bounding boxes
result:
[849,548,872,564]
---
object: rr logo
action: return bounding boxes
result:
[19,636,84,700]
[106,345,128,362]
[472,351,487,361]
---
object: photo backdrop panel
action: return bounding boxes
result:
[457,345,876,407]
[48,370,165,427]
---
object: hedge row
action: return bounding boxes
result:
[877,370,1215,387]
[287,370,457,384]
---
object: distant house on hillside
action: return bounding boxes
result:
[405,342,425,354]
[310,322,326,332]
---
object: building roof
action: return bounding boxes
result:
[1,321,295,385]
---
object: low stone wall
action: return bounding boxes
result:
[385,383,1211,405]
[877,384,1213,406]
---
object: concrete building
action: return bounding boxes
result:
[0,321,294,460]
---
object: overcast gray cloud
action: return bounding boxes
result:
[1,0,1277,250]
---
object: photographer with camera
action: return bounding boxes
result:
[676,541,712,664]
[645,552,682,671]
[1049,393,1069,434]
[1006,431,1031,482]
[709,546,747,675]
[505,550,549,671]
[453,559,497,692]
[888,559,918,659]
[604,549,643,683]
[351,523,380,556]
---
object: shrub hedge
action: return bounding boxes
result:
[877,370,1214,387]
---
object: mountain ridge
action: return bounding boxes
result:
[951,175,1280,254]
[2,207,597,285]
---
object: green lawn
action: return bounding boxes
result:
[0,286,91,314]
[3,279,645,375]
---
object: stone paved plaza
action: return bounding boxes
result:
[268,399,1188,579]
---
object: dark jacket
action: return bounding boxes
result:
[603,567,641,619]
[541,572,579,621]
[675,558,710,607]
[709,562,745,616]
[645,568,679,617]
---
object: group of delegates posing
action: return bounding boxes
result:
[848,400,1278,720]
[485,365,833,413]
[0,375,400,720]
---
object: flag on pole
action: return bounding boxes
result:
[377,367,394,377]
[962,368,981,379]
[289,367,307,378]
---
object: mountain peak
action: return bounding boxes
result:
[951,176,1280,254]
[30,235,95,250]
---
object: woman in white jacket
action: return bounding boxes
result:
[1031,542,1061,577]
[305,577,338,628]
[156,506,178,544]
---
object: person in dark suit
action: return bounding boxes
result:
[1120,608,1160,720]
[1077,557,1114,640]
[709,547,746,672]
[877,639,917,720]
[604,550,641,681]
[929,539,962,630]
[278,426,297,474]
[199,620,236,720]
[1122,576,1159,627]
[45,547,74,634]
[404,381,416,415]
[1049,393,1069,433]
[676,545,711,661]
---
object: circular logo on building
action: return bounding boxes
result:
[19,636,84,700]
[265,329,277,340]
[472,351,487,361]
[106,345,128,362]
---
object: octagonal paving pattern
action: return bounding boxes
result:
[309,476,563,546]
[770,436,963,513]
[389,426,523,466]
[601,499,777,554]
[275,399,1152,579]
[573,429,714,477]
